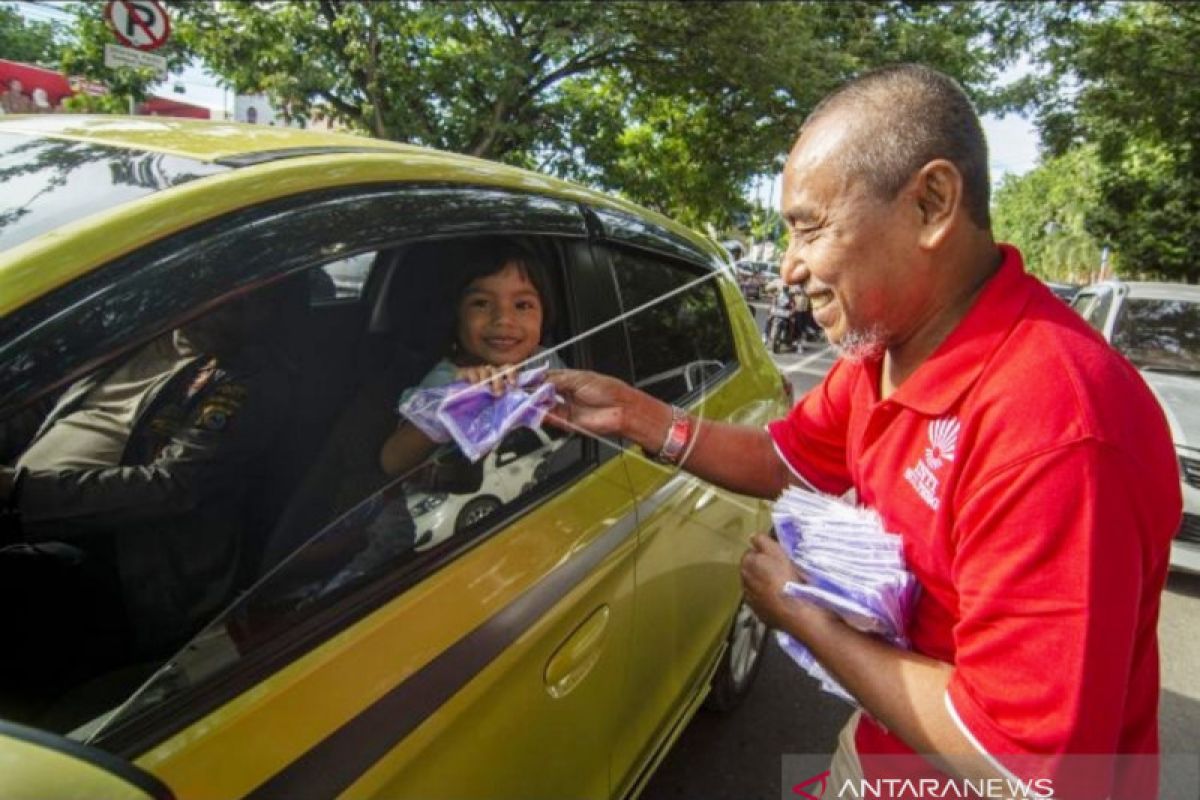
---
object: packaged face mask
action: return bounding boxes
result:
[399,365,562,462]
[770,486,920,706]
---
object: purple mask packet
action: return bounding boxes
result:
[399,366,562,462]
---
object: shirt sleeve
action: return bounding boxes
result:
[396,359,458,410]
[765,359,855,495]
[945,438,1151,793]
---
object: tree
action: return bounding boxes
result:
[992,147,1105,283]
[1032,2,1200,282]
[57,1,193,114]
[0,2,62,66]
[60,1,1035,228]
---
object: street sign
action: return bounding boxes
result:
[104,43,168,79]
[104,0,171,52]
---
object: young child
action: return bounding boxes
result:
[379,239,561,479]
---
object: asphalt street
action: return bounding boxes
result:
[641,300,1200,800]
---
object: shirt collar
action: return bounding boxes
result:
[888,244,1033,416]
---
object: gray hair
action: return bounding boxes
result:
[803,64,991,229]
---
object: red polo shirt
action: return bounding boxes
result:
[767,246,1181,797]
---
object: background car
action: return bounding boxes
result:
[0,116,789,799]
[733,259,774,302]
[1070,281,1200,573]
[1044,280,1082,302]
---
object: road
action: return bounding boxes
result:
[642,301,1200,800]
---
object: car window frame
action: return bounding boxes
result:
[78,238,609,758]
[0,183,588,418]
[594,241,741,407]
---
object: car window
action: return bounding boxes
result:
[1111,296,1200,374]
[608,248,737,403]
[312,251,376,303]
[65,235,588,747]
[0,132,227,255]
[1070,289,1112,333]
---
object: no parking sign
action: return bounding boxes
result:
[104,0,171,52]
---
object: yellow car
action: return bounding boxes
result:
[0,116,790,799]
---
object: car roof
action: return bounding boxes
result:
[0,114,419,163]
[0,116,728,311]
[1083,280,1200,302]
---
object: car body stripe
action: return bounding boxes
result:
[243,511,639,799]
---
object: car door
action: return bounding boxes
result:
[0,183,640,799]
[583,220,779,796]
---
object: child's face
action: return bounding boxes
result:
[456,262,544,366]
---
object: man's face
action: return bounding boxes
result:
[778,117,922,357]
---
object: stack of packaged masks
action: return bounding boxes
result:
[771,487,919,704]
[399,365,562,463]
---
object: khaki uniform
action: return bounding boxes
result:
[7,344,290,654]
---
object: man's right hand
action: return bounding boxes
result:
[546,368,678,454]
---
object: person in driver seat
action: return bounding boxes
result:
[0,285,297,723]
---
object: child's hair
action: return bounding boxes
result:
[451,236,558,336]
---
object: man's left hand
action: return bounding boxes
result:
[740,533,805,629]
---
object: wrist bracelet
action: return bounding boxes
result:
[646,405,693,466]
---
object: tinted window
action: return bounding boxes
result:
[1112,297,1200,373]
[0,133,227,254]
[311,251,375,303]
[61,236,585,747]
[610,249,736,402]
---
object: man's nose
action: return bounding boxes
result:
[780,242,808,287]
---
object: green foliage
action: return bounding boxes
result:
[57,1,193,112]
[1032,2,1200,282]
[0,2,62,66]
[992,147,1105,282]
[43,0,1025,229]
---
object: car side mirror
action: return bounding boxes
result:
[0,719,175,799]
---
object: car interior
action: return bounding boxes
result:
[0,233,581,739]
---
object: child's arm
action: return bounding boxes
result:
[379,422,439,477]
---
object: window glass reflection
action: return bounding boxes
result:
[1113,297,1200,373]
[0,133,227,254]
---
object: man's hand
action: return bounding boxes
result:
[739,532,841,636]
[739,533,802,628]
[545,369,638,439]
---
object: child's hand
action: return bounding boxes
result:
[457,364,519,396]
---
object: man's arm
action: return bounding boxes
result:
[548,369,791,499]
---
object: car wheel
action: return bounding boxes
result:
[705,598,768,712]
[454,496,502,532]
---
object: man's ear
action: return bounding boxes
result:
[911,160,962,250]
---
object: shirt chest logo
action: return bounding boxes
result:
[903,416,959,511]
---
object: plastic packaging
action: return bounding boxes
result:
[398,365,562,462]
[771,487,919,705]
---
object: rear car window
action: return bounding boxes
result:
[1112,296,1200,373]
[0,132,227,254]
[610,249,737,402]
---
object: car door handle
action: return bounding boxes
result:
[543,605,611,699]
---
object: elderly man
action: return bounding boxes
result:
[549,64,1179,797]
